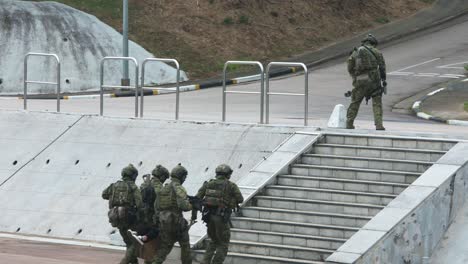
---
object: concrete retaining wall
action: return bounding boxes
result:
[327,142,468,264]
[0,110,309,246]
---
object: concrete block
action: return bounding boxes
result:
[368,138,393,147]
[327,104,347,129]
[362,207,411,232]
[392,139,417,149]
[356,148,381,158]
[344,136,368,146]
[334,147,357,156]
[326,135,345,144]
[411,164,459,187]
[326,251,361,264]
[335,229,386,254]
[276,134,318,153]
[437,143,468,166]
[387,185,436,209]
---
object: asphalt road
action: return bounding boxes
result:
[2,13,468,264]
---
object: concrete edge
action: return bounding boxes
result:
[412,86,468,126]
[326,142,466,264]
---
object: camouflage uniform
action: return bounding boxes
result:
[102,164,143,264]
[195,164,244,264]
[139,165,170,264]
[347,34,387,130]
[153,164,193,264]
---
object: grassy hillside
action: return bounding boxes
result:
[35,0,433,79]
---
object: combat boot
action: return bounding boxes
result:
[376,125,385,131]
[346,121,355,129]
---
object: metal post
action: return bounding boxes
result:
[222,61,264,124]
[23,53,61,112]
[122,0,129,85]
[140,58,180,119]
[265,62,309,126]
[100,57,139,117]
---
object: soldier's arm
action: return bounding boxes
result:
[132,184,143,210]
[379,52,387,79]
[101,184,113,200]
[175,185,192,211]
[231,182,244,204]
[347,53,356,76]
[195,181,208,199]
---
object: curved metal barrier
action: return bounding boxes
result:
[141,58,180,119]
[223,61,265,124]
[266,62,309,126]
[100,57,139,117]
[24,53,61,112]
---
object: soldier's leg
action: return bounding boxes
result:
[119,228,138,264]
[152,230,175,264]
[179,228,192,264]
[211,216,231,264]
[372,95,384,130]
[346,85,366,129]
[203,219,218,264]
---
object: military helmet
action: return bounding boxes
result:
[215,164,233,178]
[362,34,378,46]
[171,163,188,183]
[122,164,138,181]
[152,165,169,182]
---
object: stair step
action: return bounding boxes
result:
[322,134,457,151]
[229,240,334,262]
[231,228,346,250]
[278,175,409,195]
[301,154,432,173]
[231,217,359,239]
[291,164,421,184]
[255,195,384,216]
[313,143,446,162]
[265,185,397,206]
[193,250,326,264]
[241,206,371,228]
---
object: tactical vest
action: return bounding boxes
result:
[204,179,229,208]
[110,180,133,207]
[141,181,156,209]
[158,183,178,210]
[355,46,379,75]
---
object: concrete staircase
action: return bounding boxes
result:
[195,134,455,264]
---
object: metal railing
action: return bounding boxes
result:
[141,58,180,119]
[266,62,309,126]
[100,57,139,117]
[24,53,61,112]
[223,61,265,123]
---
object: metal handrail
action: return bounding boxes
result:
[141,58,180,119]
[266,62,309,126]
[223,61,265,124]
[24,53,61,112]
[100,57,139,117]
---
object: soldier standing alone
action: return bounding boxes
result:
[153,164,193,264]
[195,164,244,264]
[346,34,387,130]
[102,164,143,264]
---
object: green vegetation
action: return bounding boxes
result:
[238,15,250,25]
[223,17,234,25]
[464,64,468,72]
[375,17,390,24]
[465,102,468,112]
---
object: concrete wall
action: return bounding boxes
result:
[0,0,187,94]
[0,110,304,245]
[327,142,468,264]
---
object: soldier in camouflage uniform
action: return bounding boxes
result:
[102,164,143,264]
[347,34,387,130]
[195,164,244,264]
[153,164,193,264]
[138,165,170,264]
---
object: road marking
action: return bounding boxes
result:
[390,58,441,73]
[443,74,466,77]
[388,72,413,76]
[438,75,461,79]
[414,73,440,77]
[463,78,468,82]
[437,61,468,70]
[427,88,445,96]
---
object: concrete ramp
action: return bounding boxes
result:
[0,112,304,245]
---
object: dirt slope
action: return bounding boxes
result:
[36,0,433,79]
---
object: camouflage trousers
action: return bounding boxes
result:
[119,227,138,264]
[203,215,231,264]
[346,80,383,127]
[152,211,192,264]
